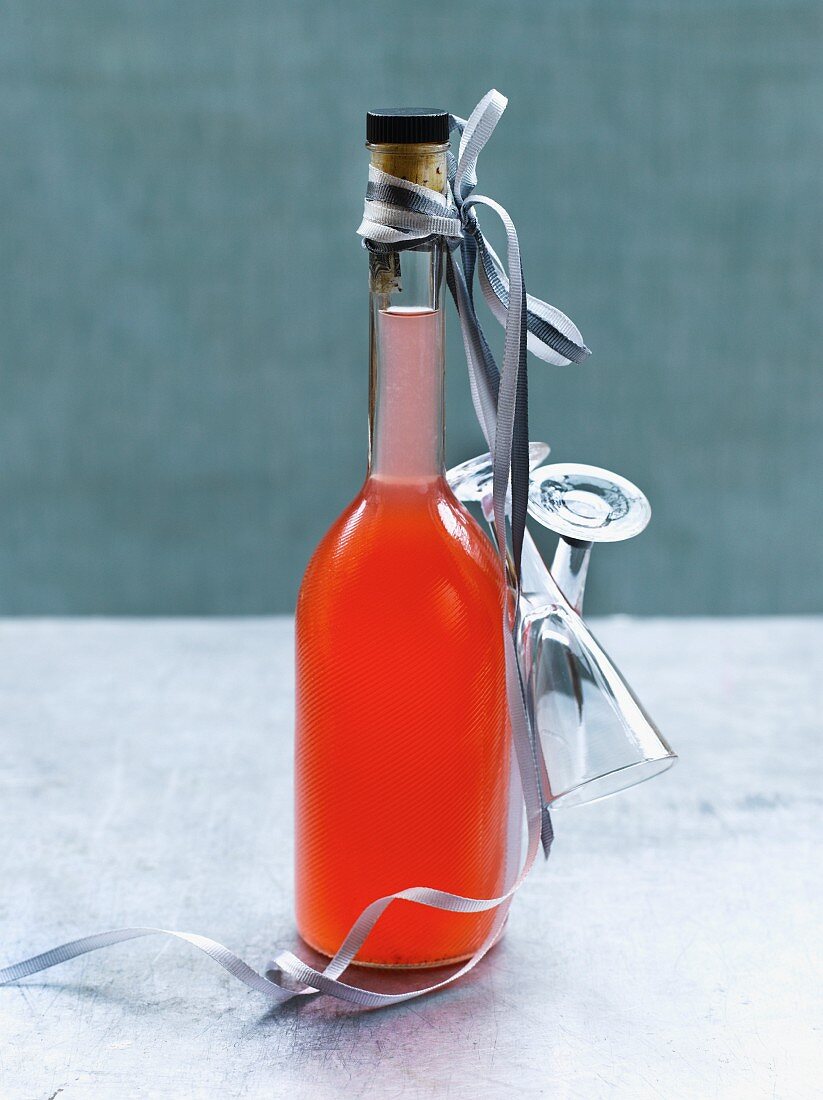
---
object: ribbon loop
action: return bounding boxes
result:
[453,89,508,205]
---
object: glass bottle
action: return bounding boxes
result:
[294,110,511,968]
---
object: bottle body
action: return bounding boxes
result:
[294,136,510,967]
[295,473,510,966]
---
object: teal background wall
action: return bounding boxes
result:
[1,1,820,615]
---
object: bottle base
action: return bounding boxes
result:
[298,925,506,971]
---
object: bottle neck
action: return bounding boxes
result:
[366,143,449,484]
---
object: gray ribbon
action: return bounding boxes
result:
[1,90,589,1010]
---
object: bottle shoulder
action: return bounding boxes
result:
[298,476,503,603]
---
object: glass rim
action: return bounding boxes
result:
[549,753,677,810]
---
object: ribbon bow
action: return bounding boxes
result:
[359,88,589,583]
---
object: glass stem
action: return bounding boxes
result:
[550,538,592,613]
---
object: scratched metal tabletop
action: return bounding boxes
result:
[0,618,819,1099]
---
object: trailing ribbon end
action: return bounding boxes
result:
[0,928,304,1005]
